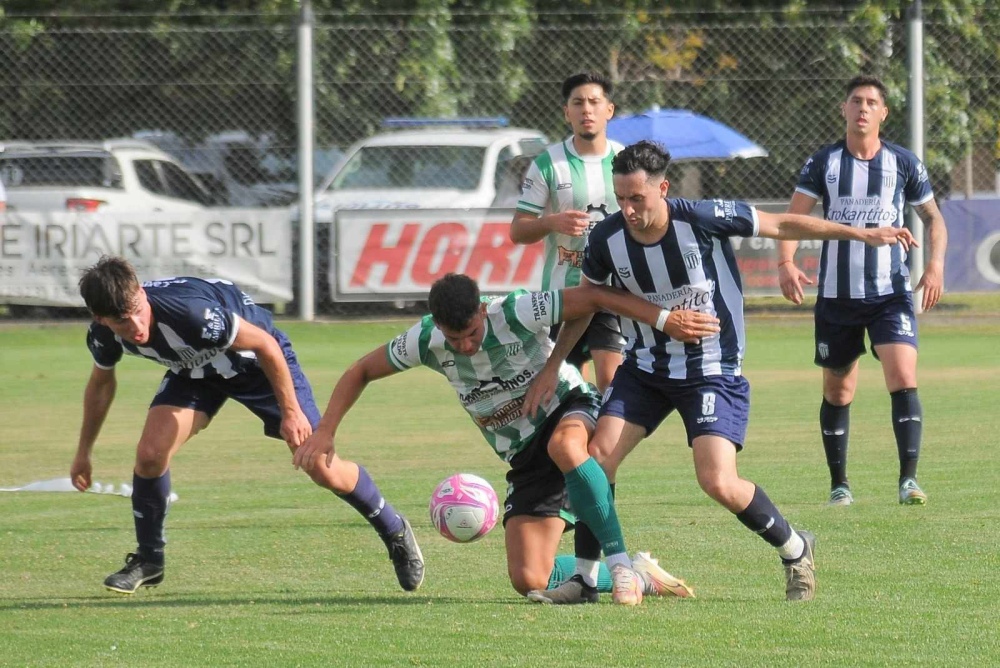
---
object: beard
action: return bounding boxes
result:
[578,131,598,141]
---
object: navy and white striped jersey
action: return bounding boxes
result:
[583,198,758,379]
[795,139,934,299]
[86,277,277,379]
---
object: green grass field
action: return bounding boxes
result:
[1,315,998,667]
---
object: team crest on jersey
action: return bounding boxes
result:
[826,168,838,184]
[557,246,584,268]
[586,203,609,231]
[817,342,830,359]
[617,265,632,279]
[684,250,700,270]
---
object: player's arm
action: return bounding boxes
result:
[293,345,400,471]
[757,210,917,249]
[510,210,591,244]
[230,317,311,448]
[912,198,948,310]
[559,284,720,343]
[71,365,117,492]
[777,192,820,305]
[521,294,591,419]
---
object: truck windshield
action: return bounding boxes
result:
[331,145,485,191]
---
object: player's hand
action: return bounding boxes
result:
[70,453,92,492]
[915,260,944,311]
[280,409,314,450]
[661,310,721,344]
[293,430,335,472]
[522,363,560,419]
[778,261,813,305]
[548,210,591,237]
[865,226,918,249]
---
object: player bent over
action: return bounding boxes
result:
[70,256,423,594]
[294,273,719,604]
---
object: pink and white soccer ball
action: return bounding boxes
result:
[429,473,500,543]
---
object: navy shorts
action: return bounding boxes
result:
[600,364,751,450]
[150,330,321,439]
[502,387,601,528]
[550,311,626,369]
[814,293,918,369]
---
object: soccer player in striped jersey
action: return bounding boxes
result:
[71,256,423,594]
[511,72,626,393]
[511,72,627,585]
[293,273,719,605]
[777,75,948,507]
[526,141,916,601]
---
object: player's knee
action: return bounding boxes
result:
[134,443,169,477]
[508,566,547,596]
[823,387,854,405]
[696,471,738,505]
[305,454,355,494]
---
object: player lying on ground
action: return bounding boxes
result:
[294,273,720,604]
[71,256,423,595]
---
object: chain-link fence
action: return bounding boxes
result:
[2,7,998,319]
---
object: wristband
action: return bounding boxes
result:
[655,309,669,332]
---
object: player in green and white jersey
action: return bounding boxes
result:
[511,72,626,393]
[294,274,719,604]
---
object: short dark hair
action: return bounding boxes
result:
[612,140,671,180]
[561,72,613,103]
[428,273,481,332]
[845,74,888,103]
[78,255,141,318]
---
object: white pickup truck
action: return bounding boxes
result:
[0,139,214,213]
[312,120,547,222]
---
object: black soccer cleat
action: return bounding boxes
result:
[383,516,424,591]
[103,552,164,594]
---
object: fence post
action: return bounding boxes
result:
[297,0,316,321]
[907,0,925,313]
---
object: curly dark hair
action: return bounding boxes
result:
[428,273,481,332]
[78,255,140,318]
[612,140,671,180]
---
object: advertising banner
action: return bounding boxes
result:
[333,208,544,300]
[940,198,1000,291]
[332,207,825,300]
[0,209,293,305]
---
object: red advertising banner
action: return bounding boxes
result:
[333,209,544,300]
[332,207,824,301]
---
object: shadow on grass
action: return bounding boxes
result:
[0,593,490,611]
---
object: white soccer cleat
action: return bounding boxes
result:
[610,563,643,606]
[632,551,695,598]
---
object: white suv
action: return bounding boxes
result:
[312,120,547,223]
[0,139,214,212]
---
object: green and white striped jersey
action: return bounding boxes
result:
[516,138,623,290]
[386,290,595,462]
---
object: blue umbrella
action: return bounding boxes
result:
[607,107,768,161]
